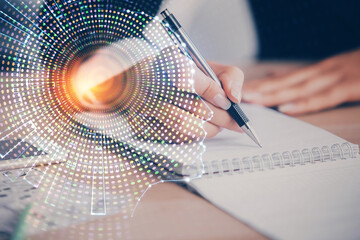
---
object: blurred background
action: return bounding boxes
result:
[162,0,360,64]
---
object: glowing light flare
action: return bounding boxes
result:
[67,48,135,111]
[0,3,212,235]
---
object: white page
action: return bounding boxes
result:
[190,158,360,240]
[189,104,360,239]
[202,104,358,165]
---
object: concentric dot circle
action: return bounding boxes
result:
[0,0,212,237]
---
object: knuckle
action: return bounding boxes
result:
[202,80,217,98]
[218,67,244,88]
[218,71,232,84]
[226,66,244,78]
[225,116,235,127]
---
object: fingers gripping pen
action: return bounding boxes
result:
[161,9,262,147]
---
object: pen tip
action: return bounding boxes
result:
[241,123,262,148]
[253,137,262,148]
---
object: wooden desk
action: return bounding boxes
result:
[298,104,360,146]
[29,63,360,240]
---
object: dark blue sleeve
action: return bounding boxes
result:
[249,0,360,60]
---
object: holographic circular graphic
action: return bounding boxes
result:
[0,0,211,238]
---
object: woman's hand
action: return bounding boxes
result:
[193,61,244,137]
[73,43,245,140]
[242,49,360,115]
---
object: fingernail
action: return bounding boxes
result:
[243,92,261,102]
[231,89,242,103]
[278,103,296,113]
[213,94,231,110]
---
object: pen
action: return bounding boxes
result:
[161,9,262,147]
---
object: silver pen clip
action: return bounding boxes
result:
[161,12,193,60]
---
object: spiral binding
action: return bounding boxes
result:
[202,142,359,177]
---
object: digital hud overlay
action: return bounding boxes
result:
[0,0,211,238]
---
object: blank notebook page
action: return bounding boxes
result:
[201,104,357,162]
[189,104,360,240]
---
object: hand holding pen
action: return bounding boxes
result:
[161,9,261,147]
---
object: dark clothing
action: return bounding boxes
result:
[1,0,359,62]
[249,0,360,60]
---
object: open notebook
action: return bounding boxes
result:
[188,104,360,240]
